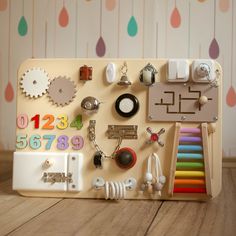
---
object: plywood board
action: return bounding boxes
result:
[14,59,222,200]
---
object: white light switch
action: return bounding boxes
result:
[13,152,83,192]
[167,59,189,82]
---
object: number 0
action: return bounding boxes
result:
[16,114,29,129]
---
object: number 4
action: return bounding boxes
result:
[70,114,83,130]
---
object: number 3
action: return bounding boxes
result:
[56,114,68,130]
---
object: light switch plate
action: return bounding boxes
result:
[167,59,189,82]
[192,60,215,83]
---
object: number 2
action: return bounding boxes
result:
[42,114,54,129]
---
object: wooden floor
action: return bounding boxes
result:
[0,158,235,236]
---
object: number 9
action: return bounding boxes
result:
[71,135,84,150]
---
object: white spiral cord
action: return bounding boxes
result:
[92,177,136,200]
[105,181,126,200]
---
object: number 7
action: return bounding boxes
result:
[43,135,56,150]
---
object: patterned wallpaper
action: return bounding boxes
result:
[0,0,235,157]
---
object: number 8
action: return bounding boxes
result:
[57,135,69,150]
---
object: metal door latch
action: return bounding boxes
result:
[42,172,73,184]
[107,125,138,139]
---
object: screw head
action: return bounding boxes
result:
[181,116,186,121]
[72,184,76,188]
[149,115,153,120]
[213,116,218,121]
[72,157,76,160]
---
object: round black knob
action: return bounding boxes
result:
[115,93,139,118]
[115,147,137,169]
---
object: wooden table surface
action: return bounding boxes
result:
[0,158,235,236]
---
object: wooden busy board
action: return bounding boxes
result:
[13,59,222,200]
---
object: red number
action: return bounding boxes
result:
[42,114,55,130]
[31,114,40,129]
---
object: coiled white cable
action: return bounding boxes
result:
[105,181,126,200]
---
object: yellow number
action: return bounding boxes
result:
[56,114,68,130]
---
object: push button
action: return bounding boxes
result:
[115,93,139,118]
[115,147,137,169]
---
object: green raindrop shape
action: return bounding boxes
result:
[18,16,28,36]
[127,16,138,37]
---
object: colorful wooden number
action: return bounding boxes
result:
[71,135,84,150]
[31,114,40,129]
[16,114,29,129]
[29,134,41,149]
[16,134,28,149]
[70,114,83,130]
[56,114,68,130]
[43,135,56,150]
[16,134,84,150]
[42,114,55,129]
[57,135,69,150]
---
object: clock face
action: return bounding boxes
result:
[115,93,140,118]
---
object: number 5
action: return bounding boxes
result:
[16,134,28,149]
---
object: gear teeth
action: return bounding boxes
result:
[48,76,76,107]
[20,68,50,98]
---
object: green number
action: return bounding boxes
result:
[43,135,56,150]
[16,134,28,149]
[29,134,41,150]
[70,114,83,130]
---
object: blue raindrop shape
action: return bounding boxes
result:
[127,16,138,37]
[18,16,28,36]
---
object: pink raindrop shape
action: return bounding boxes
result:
[226,86,236,107]
[170,7,181,28]
[0,0,7,11]
[105,0,116,11]
[209,38,220,59]
[5,81,14,102]
[96,36,106,57]
[219,0,230,12]
[59,6,69,27]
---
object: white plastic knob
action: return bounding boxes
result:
[106,63,116,83]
